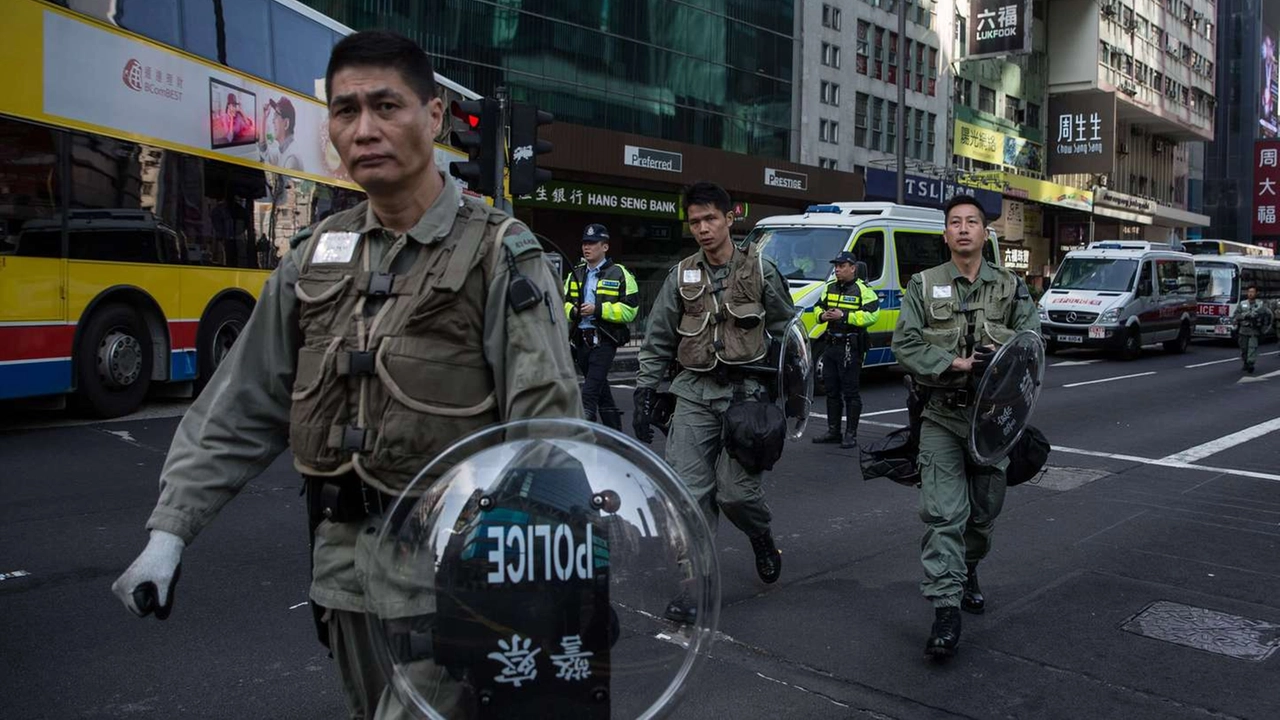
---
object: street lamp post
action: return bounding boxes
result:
[896,0,907,204]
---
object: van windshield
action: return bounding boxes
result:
[1196,262,1238,302]
[745,226,851,282]
[1053,257,1138,291]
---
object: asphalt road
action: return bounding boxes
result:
[2,338,1279,719]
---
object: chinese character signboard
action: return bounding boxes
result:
[954,119,1043,173]
[517,180,682,220]
[1253,140,1280,235]
[863,167,1003,220]
[1046,91,1117,175]
[968,0,1032,60]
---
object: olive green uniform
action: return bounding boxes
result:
[1232,298,1274,370]
[891,260,1040,608]
[636,247,795,535]
[144,174,580,719]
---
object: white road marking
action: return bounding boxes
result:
[812,408,906,421]
[754,672,851,709]
[1185,357,1238,368]
[1051,444,1280,483]
[0,570,31,581]
[1158,417,1280,464]
[610,384,635,390]
[1051,359,1103,367]
[288,601,309,610]
[1062,371,1156,388]
[104,429,137,444]
[1239,368,1280,384]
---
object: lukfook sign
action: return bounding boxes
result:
[968,0,1031,60]
[623,145,683,173]
[763,167,808,192]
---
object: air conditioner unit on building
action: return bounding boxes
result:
[1121,81,1139,96]
[1101,2,1117,16]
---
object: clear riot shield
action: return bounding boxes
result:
[776,317,815,440]
[968,330,1046,466]
[363,419,719,720]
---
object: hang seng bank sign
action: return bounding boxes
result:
[968,0,1032,60]
[516,180,681,220]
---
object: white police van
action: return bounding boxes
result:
[1039,241,1197,359]
[742,202,1000,367]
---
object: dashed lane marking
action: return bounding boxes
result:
[1062,371,1156,388]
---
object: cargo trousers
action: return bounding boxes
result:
[1239,332,1259,369]
[917,417,1008,608]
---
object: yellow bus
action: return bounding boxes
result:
[0,0,482,416]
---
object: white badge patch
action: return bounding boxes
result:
[312,232,360,264]
[931,284,953,299]
[682,268,702,284]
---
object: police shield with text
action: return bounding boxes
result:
[811,252,880,449]
[362,419,720,719]
[564,224,640,430]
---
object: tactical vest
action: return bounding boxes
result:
[821,280,871,338]
[676,244,768,371]
[564,260,632,346]
[916,262,1019,390]
[288,198,507,492]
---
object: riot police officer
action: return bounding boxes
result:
[1233,283,1273,373]
[110,31,580,718]
[633,181,796,622]
[564,223,640,429]
[811,251,880,449]
[891,195,1040,659]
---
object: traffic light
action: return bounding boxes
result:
[508,102,554,197]
[449,98,501,197]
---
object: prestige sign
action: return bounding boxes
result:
[1047,92,1117,175]
[764,167,808,192]
[623,145,683,173]
[968,0,1032,60]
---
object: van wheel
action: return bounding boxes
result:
[74,304,153,418]
[812,339,827,396]
[1163,322,1190,354]
[197,299,252,391]
[1119,326,1143,361]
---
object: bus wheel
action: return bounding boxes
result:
[1163,322,1190,354]
[197,299,252,390]
[75,304,153,418]
[1119,326,1143,361]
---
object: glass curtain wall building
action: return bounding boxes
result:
[299,0,797,159]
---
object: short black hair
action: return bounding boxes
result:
[682,181,733,216]
[944,194,987,227]
[274,98,296,135]
[1245,283,1259,291]
[325,31,438,105]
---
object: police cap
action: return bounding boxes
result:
[582,223,610,243]
[829,251,857,265]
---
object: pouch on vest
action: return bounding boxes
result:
[721,389,787,473]
[1005,425,1051,486]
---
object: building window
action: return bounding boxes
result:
[1026,102,1041,129]
[927,111,937,159]
[955,15,967,57]
[820,119,840,144]
[855,92,869,148]
[819,157,838,170]
[979,86,996,114]
[955,77,973,106]
[821,81,840,106]
[1005,95,1022,123]
[888,32,899,66]
[822,4,842,30]
[822,42,842,69]
[887,101,898,152]
[871,97,884,150]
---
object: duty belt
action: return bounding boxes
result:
[579,328,600,347]
[305,472,403,523]
[934,388,971,409]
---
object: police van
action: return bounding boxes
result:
[742,202,1000,368]
[1039,241,1197,359]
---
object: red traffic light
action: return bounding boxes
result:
[467,114,480,129]
[450,100,484,130]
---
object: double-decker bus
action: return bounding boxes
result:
[0,0,481,417]
[1183,239,1276,258]
[1194,255,1280,341]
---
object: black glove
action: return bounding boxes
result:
[971,345,997,376]
[633,387,656,444]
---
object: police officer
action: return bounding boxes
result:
[1232,283,1273,373]
[110,31,579,718]
[891,195,1040,659]
[811,251,880,449]
[564,223,639,429]
[633,181,796,622]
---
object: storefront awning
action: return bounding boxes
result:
[1093,206,1153,225]
[1152,204,1209,228]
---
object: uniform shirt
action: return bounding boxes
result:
[637,248,796,406]
[893,260,1040,438]
[145,172,581,544]
[579,257,606,330]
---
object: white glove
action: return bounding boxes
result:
[112,530,185,619]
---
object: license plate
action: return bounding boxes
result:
[1088,326,1105,339]
[1058,334,1084,344]
[1215,325,1232,336]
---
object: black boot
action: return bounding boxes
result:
[925,607,962,659]
[842,402,860,449]
[961,563,985,614]
[841,431,858,449]
[813,426,842,444]
[664,589,697,625]
[749,531,782,584]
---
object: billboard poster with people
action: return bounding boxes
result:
[1262,28,1279,139]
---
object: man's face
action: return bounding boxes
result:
[273,111,288,140]
[687,203,732,254]
[327,65,443,195]
[944,203,986,258]
[582,241,606,263]
[1247,286,1258,300]
[834,261,856,283]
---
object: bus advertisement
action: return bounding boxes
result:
[0,0,475,416]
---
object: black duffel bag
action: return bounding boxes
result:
[722,393,787,474]
[1005,425,1051,486]
[858,426,922,488]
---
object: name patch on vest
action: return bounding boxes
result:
[931,284,953,299]
[682,268,702,284]
[312,232,360,264]
[598,279,621,289]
